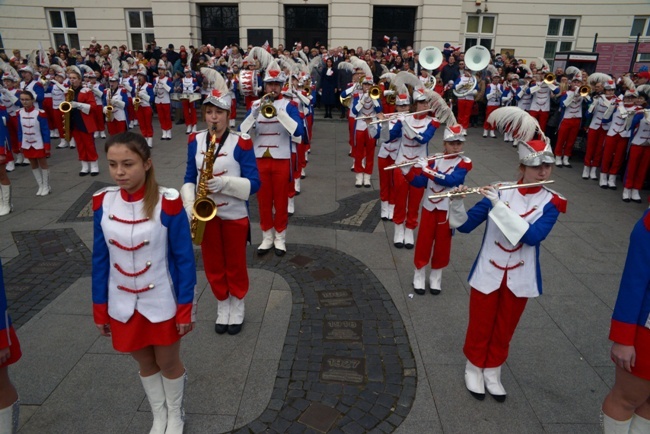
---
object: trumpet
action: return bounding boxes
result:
[543,73,556,85]
[384,152,464,170]
[579,84,591,97]
[259,92,277,119]
[428,180,555,200]
[369,85,382,100]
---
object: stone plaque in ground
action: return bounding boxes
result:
[321,356,366,384]
[316,289,354,307]
[323,319,362,341]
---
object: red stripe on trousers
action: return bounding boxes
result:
[201,216,250,300]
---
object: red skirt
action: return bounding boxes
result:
[109,310,184,353]
[22,147,47,159]
[631,325,650,381]
[0,327,22,368]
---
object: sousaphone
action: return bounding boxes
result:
[418,46,443,89]
[454,45,491,97]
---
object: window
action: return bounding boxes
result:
[630,16,650,39]
[47,9,79,50]
[638,53,650,62]
[126,9,155,51]
[285,6,328,49]
[464,15,496,50]
[544,17,579,63]
[372,7,416,49]
[200,5,239,47]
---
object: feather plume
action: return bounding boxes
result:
[337,61,354,73]
[536,57,550,72]
[278,55,300,76]
[120,61,129,72]
[519,63,531,74]
[587,72,611,85]
[623,76,636,92]
[486,64,499,77]
[426,91,456,125]
[28,49,38,69]
[487,107,544,142]
[637,84,650,95]
[200,67,229,95]
[78,64,93,76]
[565,66,581,79]
[380,72,396,83]
[245,47,275,70]
[307,55,322,73]
[0,58,19,80]
[110,49,121,75]
[349,56,372,79]
[66,65,82,78]
[392,71,421,92]
[49,64,64,75]
[38,42,49,67]
[127,57,136,66]
[187,51,193,71]
[379,63,389,75]
[298,50,309,65]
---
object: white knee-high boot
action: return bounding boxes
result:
[601,411,632,434]
[0,185,12,216]
[140,372,168,434]
[40,169,51,196]
[0,399,20,434]
[630,413,650,434]
[162,372,187,434]
[32,168,43,196]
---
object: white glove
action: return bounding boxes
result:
[529,85,540,94]
[110,97,125,109]
[138,91,150,102]
[102,106,108,114]
[482,186,499,206]
[71,101,91,114]
[180,183,196,220]
[414,156,429,169]
[250,101,261,119]
[206,177,224,194]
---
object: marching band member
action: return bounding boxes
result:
[181,66,199,134]
[517,74,534,113]
[181,68,260,335]
[554,76,589,167]
[127,63,139,127]
[601,207,650,434]
[239,59,304,256]
[454,66,478,131]
[391,85,438,248]
[0,260,21,434]
[17,90,51,196]
[449,111,566,402]
[500,75,521,143]
[49,66,70,148]
[226,69,238,128]
[18,65,44,110]
[600,81,637,189]
[86,70,107,139]
[583,77,615,180]
[102,74,129,136]
[66,66,100,176]
[351,69,383,188]
[93,131,195,434]
[527,72,560,133]
[134,65,155,148]
[404,124,471,295]
[120,62,136,129]
[483,75,503,138]
[154,60,173,140]
[339,65,363,160]
[0,107,12,215]
[622,97,650,203]
[1,72,23,169]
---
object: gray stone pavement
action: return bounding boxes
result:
[1,109,646,433]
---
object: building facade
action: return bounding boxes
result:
[0,0,648,73]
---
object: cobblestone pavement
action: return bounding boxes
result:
[237,244,416,434]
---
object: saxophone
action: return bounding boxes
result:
[105,88,114,122]
[190,127,218,245]
[59,88,74,142]
[134,84,141,111]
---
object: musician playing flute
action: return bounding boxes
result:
[449,130,566,403]
[402,124,472,295]
[181,68,260,335]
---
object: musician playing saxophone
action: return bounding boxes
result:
[102,74,130,136]
[180,69,260,335]
[134,66,155,148]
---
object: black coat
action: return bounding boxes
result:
[320,66,338,105]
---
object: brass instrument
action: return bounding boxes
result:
[453,76,477,98]
[579,84,591,97]
[384,152,464,170]
[340,94,352,108]
[59,88,74,142]
[259,92,277,119]
[428,180,555,200]
[384,84,397,105]
[190,128,219,245]
[543,73,556,85]
[105,88,114,122]
[369,85,382,100]
[134,84,141,111]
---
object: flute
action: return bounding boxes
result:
[428,180,555,200]
[365,109,434,125]
[383,152,464,170]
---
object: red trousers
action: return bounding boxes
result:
[353,129,376,174]
[393,171,424,229]
[230,99,237,120]
[201,216,250,301]
[245,95,258,111]
[624,145,650,189]
[601,134,628,175]
[43,97,55,129]
[298,142,308,171]
[414,209,452,270]
[377,156,395,203]
[107,120,127,136]
[529,110,550,133]
[584,127,607,167]
[456,99,474,129]
[127,98,135,124]
[289,152,298,199]
[483,105,499,130]
[92,105,105,132]
[306,114,313,145]
[52,108,65,139]
[348,115,355,147]
[464,278,528,368]
[136,106,154,138]
[257,158,290,232]
[6,116,19,154]
[554,117,581,157]
[157,103,172,130]
[72,130,98,161]
[182,99,197,126]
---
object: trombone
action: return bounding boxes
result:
[384,152,464,170]
[428,180,555,200]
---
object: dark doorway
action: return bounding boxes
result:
[372,6,416,49]
[284,6,328,49]
[200,5,240,47]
